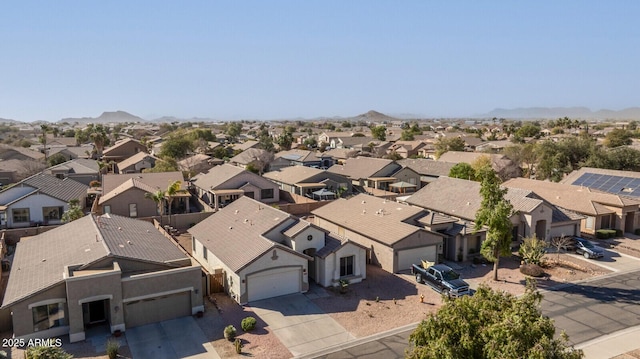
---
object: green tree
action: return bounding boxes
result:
[276,126,295,150]
[211,146,230,159]
[304,137,318,148]
[474,166,513,281]
[515,123,541,139]
[145,189,166,216]
[165,180,183,216]
[535,140,571,182]
[400,130,415,141]
[62,199,84,223]
[160,136,194,159]
[25,346,73,359]
[225,122,243,142]
[371,125,387,141]
[144,158,179,173]
[434,137,465,159]
[448,163,476,181]
[47,153,68,167]
[39,124,50,162]
[603,128,633,148]
[407,284,583,359]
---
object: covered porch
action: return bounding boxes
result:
[210,189,244,210]
[366,177,397,191]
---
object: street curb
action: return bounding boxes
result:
[292,321,420,359]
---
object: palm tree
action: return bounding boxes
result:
[145,189,166,226]
[40,124,50,162]
[165,180,183,216]
[91,131,108,158]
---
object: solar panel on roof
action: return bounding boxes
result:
[572,173,591,186]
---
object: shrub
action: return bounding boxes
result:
[89,180,101,188]
[518,235,546,265]
[234,338,243,354]
[106,339,120,359]
[615,229,623,237]
[241,316,257,332]
[596,229,616,239]
[224,325,237,341]
[25,346,73,359]
[635,228,640,235]
[520,263,545,277]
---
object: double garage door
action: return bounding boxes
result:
[397,246,437,272]
[124,291,191,328]
[247,267,301,302]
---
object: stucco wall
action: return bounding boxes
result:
[7,194,70,227]
[318,243,366,287]
[101,187,158,218]
[10,283,68,337]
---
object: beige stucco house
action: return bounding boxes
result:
[312,194,445,273]
[189,196,366,304]
[1,214,203,342]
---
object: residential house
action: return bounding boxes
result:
[1,214,203,341]
[42,159,100,186]
[228,148,272,173]
[191,164,279,210]
[387,140,427,159]
[323,148,360,165]
[189,196,366,303]
[178,154,223,177]
[99,172,189,218]
[263,166,351,198]
[47,146,95,161]
[312,194,445,273]
[115,152,158,174]
[0,173,88,228]
[437,151,522,180]
[102,138,148,163]
[405,177,583,261]
[330,136,375,150]
[396,158,455,186]
[327,157,421,194]
[231,140,259,152]
[269,149,335,172]
[503,177,640,235]
[0,144,45,162]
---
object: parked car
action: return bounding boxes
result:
[411,263,470,298]
[573,237,605,259]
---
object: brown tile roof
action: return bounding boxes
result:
[503,178,640,215]
[188,196,307,272]
[103,138,143,155]
[99,177,160,204]
[2,214,188,308]
[263,166,325,185]
[327,157,397,180]
[21,173,89,203]
[312,194,426,246]
[229,148,269,165]
[396,158,455,177]
[102,172,185,194]
[116,152,158,171]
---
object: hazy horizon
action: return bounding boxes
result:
[1,1,639,122]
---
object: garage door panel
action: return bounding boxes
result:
[247,267,301,302]
[125,292,191,328]
[397,246,436,272]
[550,225,576,239]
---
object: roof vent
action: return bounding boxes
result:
[361,200,366,204]
[244,219,249,223]
[467,202,470,206]
[362,209,366,215]
[127,240,132,245]
[229,226,233,230]
[41,259,46,262]
[118,227,122,231]
[235,210,239,214]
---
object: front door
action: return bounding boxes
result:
[303,248,316,281]
[82,299,109,327]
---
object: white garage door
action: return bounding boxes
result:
[550,224,577,239]
[247,267,301,302]
[124,291,191,328]
[397,246,436,272]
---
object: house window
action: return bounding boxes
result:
[32,303,67,332]
[43,206,64,221]
[340,256,354,277]
[129,203,138,217]
[203,246,208,260]
[192,237,196,254]
[260,188,274,199]
[586,216,594,230]
[12,208,30,223]
[103,205,111,214]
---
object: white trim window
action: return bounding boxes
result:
[340,255,355,277]
[129,203,138,217]
[33,303,67,332]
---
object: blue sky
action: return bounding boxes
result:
[1,1,639,122]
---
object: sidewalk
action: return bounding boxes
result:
[576,326,640,359]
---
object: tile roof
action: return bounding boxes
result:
[99,177,161,204]
[116,152,157,171]
[323,148,359,159]
[103,138,143,155]
[281,219,313,237]
[263,166,325,185]
[22,173,89,202]
[0,144,45,160]
[2,214,188,308]
[314,232,368,259]
[45,158,99,174]
[311,194,426,246]
[191,164,251,190]
[406,177,545,221]
[232,140,259,152]
[229,148,269,165]
[503,177,640,215]
[275,149,325,162]
[188,196,306,272]
[327,157,397,180]
[396,158,455,177]
[102,172,185,194]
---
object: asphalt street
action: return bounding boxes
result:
[313,269,640,358]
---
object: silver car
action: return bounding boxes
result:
[574,237,604,259]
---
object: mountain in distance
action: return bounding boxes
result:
[0,117,22,124]
[59,111,146,124]
[345,110,400,123]
[149,116,220,123]
[483,107,640,120]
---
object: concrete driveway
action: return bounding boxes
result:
[250,293,354,357]
[125,316,220,359]
[568,246,640,273]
